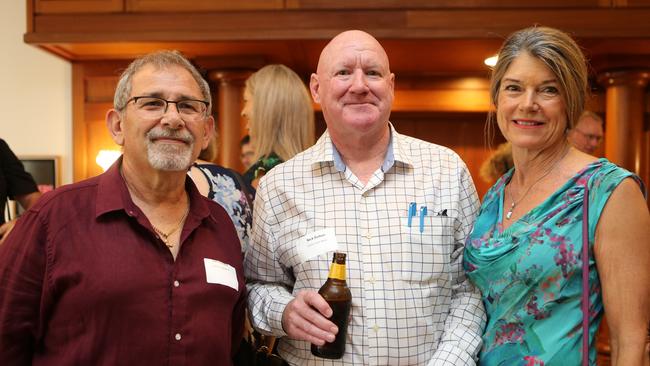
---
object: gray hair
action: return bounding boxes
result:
[488,26,588,143]
[113,50,212,115]
[577,110,603,125]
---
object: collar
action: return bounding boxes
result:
[311,122,413,172]
[95,156,211,221]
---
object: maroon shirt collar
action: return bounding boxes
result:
[95,157,212,224]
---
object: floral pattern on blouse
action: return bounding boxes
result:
[195,164,253,252]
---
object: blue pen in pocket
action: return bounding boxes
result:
[419,206,428,233]
[407,202,416,227]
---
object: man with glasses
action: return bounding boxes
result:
[567,110,604,155]
[0,51,246,365]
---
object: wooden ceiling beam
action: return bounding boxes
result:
[26,8,650,44]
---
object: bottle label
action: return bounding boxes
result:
[329,263,346,280]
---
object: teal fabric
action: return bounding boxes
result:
[463,159,643,366]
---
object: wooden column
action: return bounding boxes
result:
[598,70,650,189]
[207,70,251,171]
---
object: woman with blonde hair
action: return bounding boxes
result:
[241,64,315,190]
[463,26,650,365]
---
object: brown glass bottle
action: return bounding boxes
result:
[311,252,352,359]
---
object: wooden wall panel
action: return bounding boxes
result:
[406,9,650,38]
[614,0,650,6]
[35,0,124,14]
[127,0,283,12]
[392,113,501,199]
[393,90,490,113]
[287,0,608,9]
[72,63,88,182]
[86,76,119,103]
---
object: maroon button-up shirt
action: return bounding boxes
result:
[0,161,246,365]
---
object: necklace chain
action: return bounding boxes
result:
[505,147,569,220]
[151,205,189,248]
[120,166,190,248]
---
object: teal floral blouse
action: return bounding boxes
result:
[463,159,643,365]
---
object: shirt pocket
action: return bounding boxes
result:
[399,216,455,283]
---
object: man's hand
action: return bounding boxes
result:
[282,290,338,345]
[0,220,17,245]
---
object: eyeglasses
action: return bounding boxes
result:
[574,128,603,143]
[124,96,209,122]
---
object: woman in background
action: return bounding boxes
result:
[189,137,253,252]
[463,26,650,365]
[479,141,513,185]
[241,64,315,190]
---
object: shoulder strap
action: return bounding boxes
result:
[581,182,590,366]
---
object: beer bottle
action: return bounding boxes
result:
[311,252,352,359]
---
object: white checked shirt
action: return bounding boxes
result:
[245,125,486,365]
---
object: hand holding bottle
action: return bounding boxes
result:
[281,290,338,345]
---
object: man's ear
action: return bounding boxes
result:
[106,109,125,146]
[309,73,321,104]
[201,115,215,150]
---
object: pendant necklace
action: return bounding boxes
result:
[151,205,189,248]
[505,147,569,220]
[120,166,190,247]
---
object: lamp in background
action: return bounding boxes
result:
[484,55,498,67]
[95,149,121,172]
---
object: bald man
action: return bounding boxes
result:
[245,30,485,365]
[567,111,604,155]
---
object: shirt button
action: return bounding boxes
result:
[372,324,380,333]
[175,333,182,341]
[173,280,180,287]
[364,231,372,239]
[367,276,375,284]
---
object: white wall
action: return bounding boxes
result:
[0,0,72,184]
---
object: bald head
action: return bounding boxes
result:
[310,30,395,143]
[316,30,391,75]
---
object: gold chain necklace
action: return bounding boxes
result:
[505,147,569,220]
[120,166,190,248]
[151,205,189,248]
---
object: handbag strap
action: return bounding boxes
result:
[581,182,590,366]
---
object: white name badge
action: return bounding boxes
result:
[203,258,239,291]
[296,228,339,263]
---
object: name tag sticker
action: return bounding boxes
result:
[297,228,339,263]
[204,258,238,291]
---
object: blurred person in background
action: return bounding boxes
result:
[240,134,255,171]
[567,110,604,155]
[241,64,315,191]
[189,135,253,252]
[479,142,514,185]
[0,138,41,245]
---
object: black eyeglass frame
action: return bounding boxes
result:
[122,96,210,116]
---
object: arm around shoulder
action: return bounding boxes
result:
[595,178,650,366]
